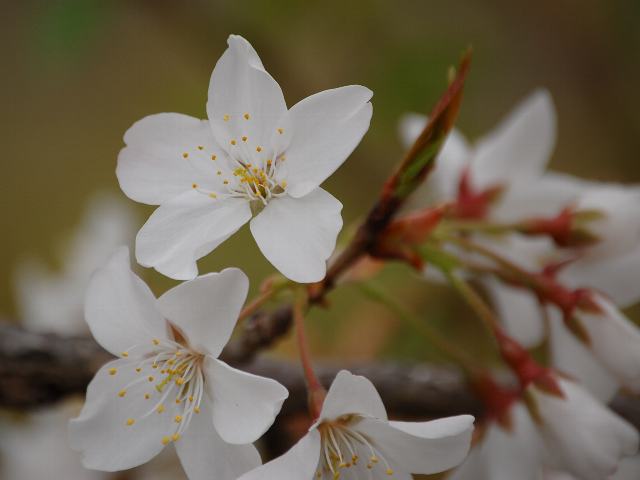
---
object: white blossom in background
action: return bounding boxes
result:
[526,377,638,480]
[0,404,107,480]
[238,370,474,480]
[117,34,373,283]
[543,455,640,480]
[448,403,542,480]
[399,89,556,213]
[69,248,288,480]
[14,192,136,334]
[2,193,135,480]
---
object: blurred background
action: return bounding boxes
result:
[2,0,640,478]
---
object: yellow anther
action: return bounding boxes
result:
[188,396,194,402]
[242,136,248,142]
[156,404,165,414]
[152,363,158,369]
[175,377,185,385]
[152,339,160,346]
[230,139,237,145]
[161,436,171,445]
[277,128,284,134]
[108,368,117,376]
[197,145,204,150]
[281,180,287,188]
[192,183,198,189]
[223,114,230,121]
[172,433,181,442]
[182,152,189,159]
[370,456,378,463]
[174,415,183,423]
[118,390,126,398]
[256,146,262,152]
[266,159,272,166]
[243,113,250,120]
[135,367,142,373]
[175,350,182,356]
[386,468,394,475]
[121,351,129,358]
[194,406,201,414]
[144,393,151,400]
[211,154,217,161]
[223,180,229,185]
[217,170,222,175]
[147,376,154,382]
[126,418,135,426]
[209,193,217,199]
[175,398,182,404]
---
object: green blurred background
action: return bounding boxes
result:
[2,0,640,362]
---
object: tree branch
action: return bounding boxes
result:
[1,322,638,432]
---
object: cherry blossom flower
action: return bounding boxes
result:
[526,377,638,480]
[14,192,136,335]
[69,248,288,479]
[117,34,373,283]
[0,403,108,480]
[399,89,556,216]
[448,402,542,480]
[237,370,474,480]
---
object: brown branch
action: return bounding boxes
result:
[1,323,638,432]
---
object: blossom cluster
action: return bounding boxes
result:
[7,33,636,480]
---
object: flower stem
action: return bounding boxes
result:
[292,288,326,418]
[238,276,289,322]
[444,270,501,335]
[358,283,481,375]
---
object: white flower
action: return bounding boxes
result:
[117,34,373,283]
[543,455,640,480]
[69,248,289,479]
[237,370,474,480]
[449,402,542,480]
[14,192,136,335]
[554,292,640,396]
[0,402,108,480]
[399,89,556,215]
[527,378,639,480]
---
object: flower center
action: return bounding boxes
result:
[181,120,288,206]
[316,415,395,479]
[114,337,205,445]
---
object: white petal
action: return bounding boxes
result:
[549,311,619,403]
[250,188,342,283]
[282,86,373,198]
[0,404,107,480]
[449,404,541,480]
[157,268,248,357]
[204,358,288,444]
[356,415,474,475]
[531,379,639,480]
[319,370,387,422]
[175,401,261,480]
[136,190,251,280]
[560,247,640,307]
[237,430,321,480]
[84,247,167,357]
[484,277,545,348]
[576,186,640,258]
[471,89,556,190]
[117,113,221,205]
[69,359,181,471]
[398,113,470,205]
[612,456,640,480]
[207,35,287,155]
[576,295,640,394]
[492,172,587,222]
